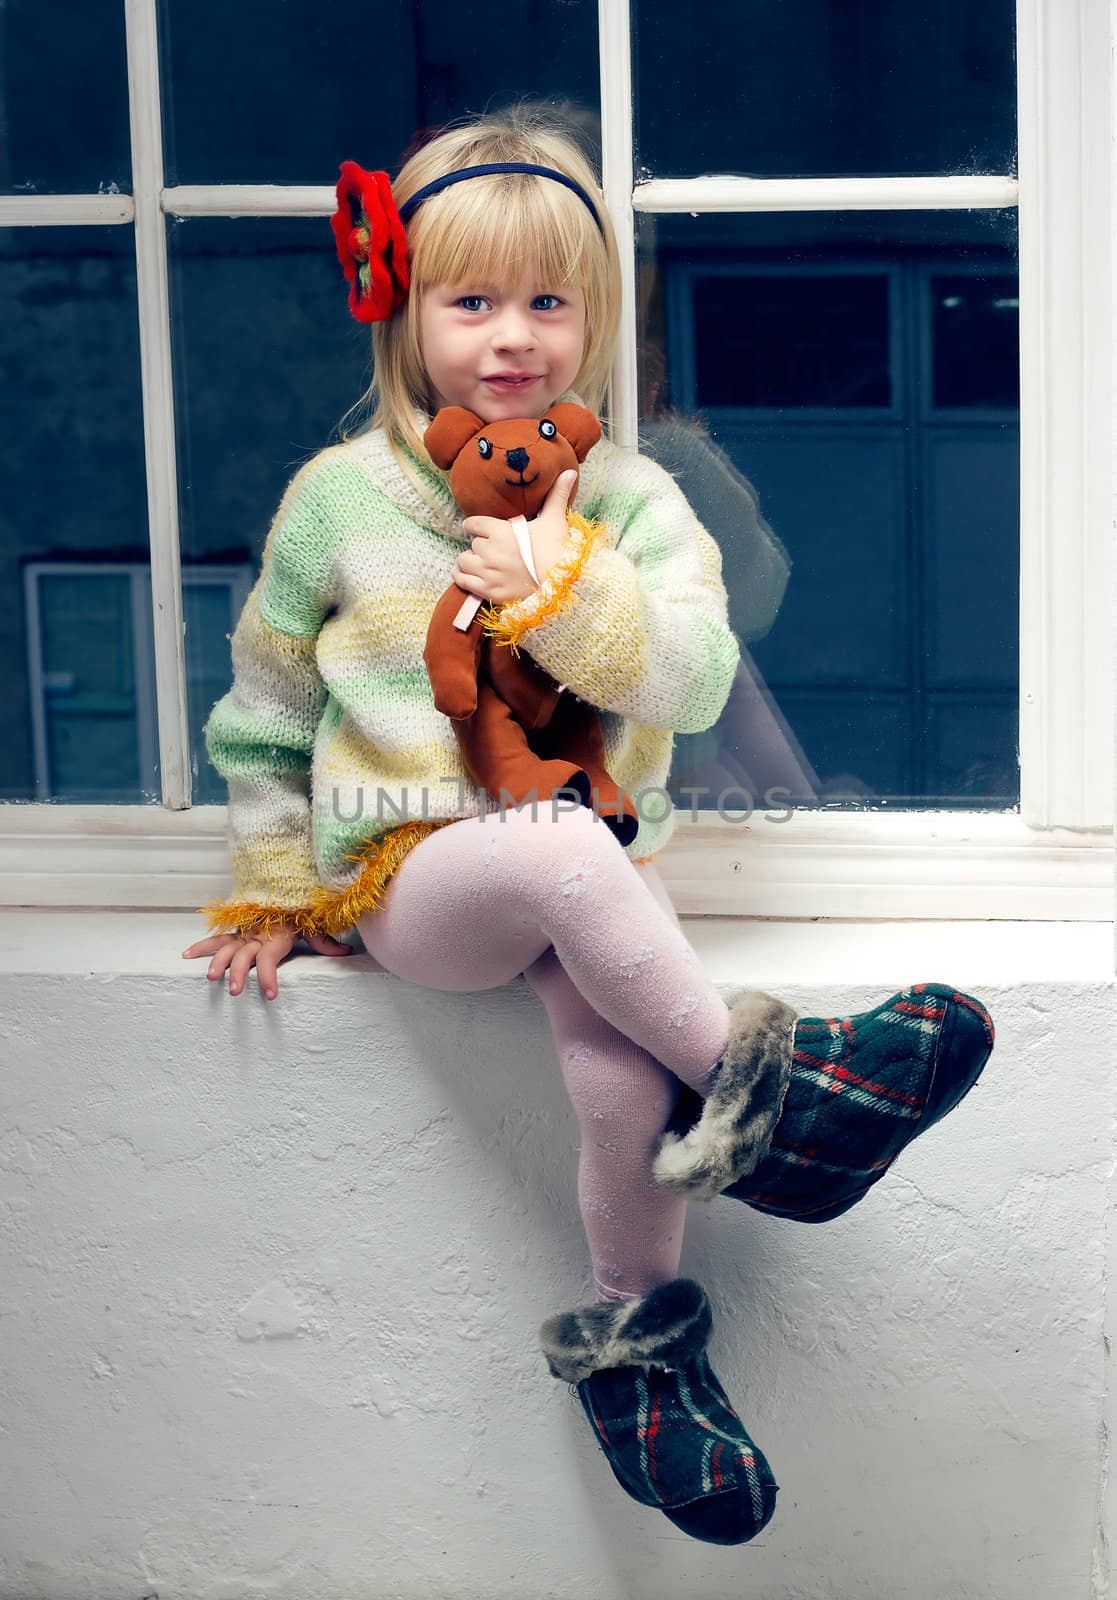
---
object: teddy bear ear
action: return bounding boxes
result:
[424,406,485,469]
[544,403,602,463]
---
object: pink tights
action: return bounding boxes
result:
[356,803,731,1302]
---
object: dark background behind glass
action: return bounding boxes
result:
[0,228,147,800]
[634,0,1016,180]
[1,3,132,194]
[159,0,601,186]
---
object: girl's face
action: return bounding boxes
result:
[418,264,587,424]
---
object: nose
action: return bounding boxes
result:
[491,302,534,350]
[506,447,530,474]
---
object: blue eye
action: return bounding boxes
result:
[477,437,493,459]
[533,294,561,311]
[458,295,488,312]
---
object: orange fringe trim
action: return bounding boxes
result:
[199,819,460,939]
[480,510,608,659]
[307,818,459,936]
[198,899,329,940]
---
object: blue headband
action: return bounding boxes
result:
[397,162,604,235]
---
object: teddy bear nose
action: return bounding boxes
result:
[505,447,530,475]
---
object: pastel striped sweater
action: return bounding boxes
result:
[200,409,742,938]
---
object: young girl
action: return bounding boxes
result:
[183,105,994,1548]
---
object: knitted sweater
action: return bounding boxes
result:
[200,411,742,938]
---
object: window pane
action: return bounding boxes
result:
[168,216,365,799]
[637,207,1020,811]
[693,272,893,408]
[2,3,132,194]
[160,0,599,186]
[932,274,1020,408]
[0,227,149,803]
[634,0,1016,180]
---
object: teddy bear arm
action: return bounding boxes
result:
[423,584,485,719]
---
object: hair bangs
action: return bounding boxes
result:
[410,172,595,294]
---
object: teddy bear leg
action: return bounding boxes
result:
[485,640,563,732]
[453,679,593,812]
[593,786,640,847]
[529,693,640,847]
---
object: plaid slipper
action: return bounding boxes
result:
[651,989,797,1202]
[540,1279,778,1546]
[661,982,994,1223]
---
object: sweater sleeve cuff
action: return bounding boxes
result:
[198,899,327,939]
[479,510,609,658]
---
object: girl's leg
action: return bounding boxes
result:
[357,811,717,1303]
[521,875,690,1303]
[357,803,730,1092]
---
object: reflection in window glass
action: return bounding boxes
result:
[0,228,148,802]
[160,0,599,185]
[2,3,132,194]
[634,0,1016,181]
[168,216,368,800]
[637,208,1019,812]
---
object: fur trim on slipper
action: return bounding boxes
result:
[653,989,797,1202]
[539,1279,712,1384]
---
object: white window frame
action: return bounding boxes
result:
[0,0,1112,925]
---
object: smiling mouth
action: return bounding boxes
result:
[505,473,540,487]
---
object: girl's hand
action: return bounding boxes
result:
[181,924,353,1001]
[454,470,577,606]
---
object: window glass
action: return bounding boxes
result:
[931,274,1020,408]
[637,207,1020,812]
[0,227,149,803]
[692,272,893,408]
[168,216,365,800]
[633,0,1016,181]
[159,0,600,186]
[2,2,132,194]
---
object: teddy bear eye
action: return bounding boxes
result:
[538,419,557,439]
[477,437,493,459]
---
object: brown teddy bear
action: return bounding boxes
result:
[423,402,638,847]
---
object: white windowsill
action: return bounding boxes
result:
[0,807,1112,923]
[1,908,1110,987]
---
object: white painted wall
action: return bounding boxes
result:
[1,913,1114,1600]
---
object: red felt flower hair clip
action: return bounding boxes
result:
[330,161,410,323]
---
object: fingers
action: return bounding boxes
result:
[226,940,261,997]
[454,553,481,580]
[544,469,577,509]
[183,929,352,1001]
[182,933,255,984]
[461,515,503,539]
[182,932,269,997]
[255,944,281,1001]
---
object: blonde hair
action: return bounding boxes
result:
[337,103,621,481]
